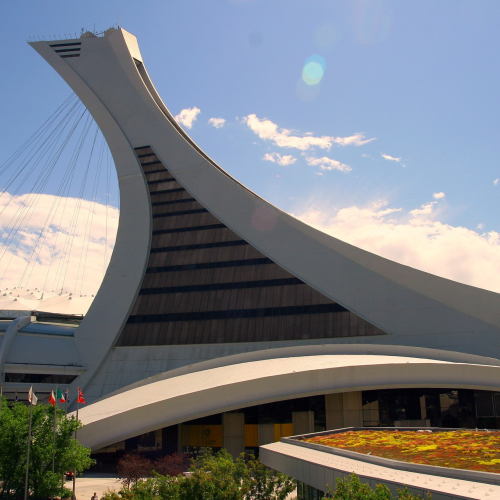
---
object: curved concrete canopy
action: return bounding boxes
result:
[75,354,500,450]
[100,343,500,400]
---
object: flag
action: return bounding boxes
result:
[77,387,85,404]
[15,392,18,402]
[48,391,56,406]
[28,386,38,406]
[57,387,66,403]
[64,388,69,403]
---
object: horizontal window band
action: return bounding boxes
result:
[150,188,186,197]
[152,223,226,236]
[4,373,78,384]
[137,153,157,158]
[146,257,272,274]
[127,302,347,324]
[150,239,247,254]
[55,48,81,53]
[144,169,167,175]
[134,145,152,151]
[61,54,80,58]
[151,196,194,207]
[148,178,176,185]
[49,42,81,47]
[152,208,208,219]
[139,277,304,295]
[141,160,163,166]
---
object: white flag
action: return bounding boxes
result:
[28,386,38,406]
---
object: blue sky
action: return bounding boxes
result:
[1,0,500,294]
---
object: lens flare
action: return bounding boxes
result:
[296,78,321,101]
[315,24,338,50]
[302,55,326,86]
[251,206,277,232]
[353,0,392,44]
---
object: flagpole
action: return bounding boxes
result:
[73,396,79,500]
[0,382,3,419]
[52,386,57,474]
[24,396,33,500]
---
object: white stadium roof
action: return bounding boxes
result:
[0,287,93,317]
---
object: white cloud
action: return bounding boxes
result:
[381,152,405,167]
[306,156,352,172]
[0,193,118,296]
[409,201,436,217]
[478,223,485,230]
[174,107,201,129]
[263,152,297,166]
[381,153,400,162]
[294,200,500,293]
[242,114,374,151]
[433,192,445,199]
[208,117,225,129]
[494,178,499,186]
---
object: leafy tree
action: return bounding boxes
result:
[153,453,189,477]
[323,474,431,500]
[102,448,296,500]
[244,455,296,500]
[0,396,94,500]
[179,449,247,500]
[118,453,153,488]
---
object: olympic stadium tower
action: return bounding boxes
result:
[2,27,500,460]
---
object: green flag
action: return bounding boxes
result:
[56,387,66,403]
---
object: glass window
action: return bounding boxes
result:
[475,393,495,418]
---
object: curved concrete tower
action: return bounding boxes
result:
[25,28,500,451]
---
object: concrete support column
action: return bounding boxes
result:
[325,392,363,429]
[325,393,344,430]
[343,391,363,427]
[223,413,245,459]
[258,424,275,446]
[292,411,314,436]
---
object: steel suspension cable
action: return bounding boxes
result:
[57,125,99,293]
[19,111,96,289]
[0,103,85,263]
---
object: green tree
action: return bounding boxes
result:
[179,449,247,500]
[0,396,94,500]
[101,448,296,500]
[244,455,296,500]
[323,473,431,500]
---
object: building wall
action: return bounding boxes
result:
[117,147,386,347]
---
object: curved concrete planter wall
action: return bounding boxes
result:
[283,427,500,486]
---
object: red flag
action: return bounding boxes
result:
[48,390,56,406]
[77,387,85,404]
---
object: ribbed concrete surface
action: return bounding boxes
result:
[261,441,500,499]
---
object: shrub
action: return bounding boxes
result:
[103,448,296,500]
[117,454,153,488]
[152,453,189,477]
[324,474,432,500]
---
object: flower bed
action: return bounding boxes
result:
[302,430,500,473]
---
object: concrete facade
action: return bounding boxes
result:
[0,27,496,456]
